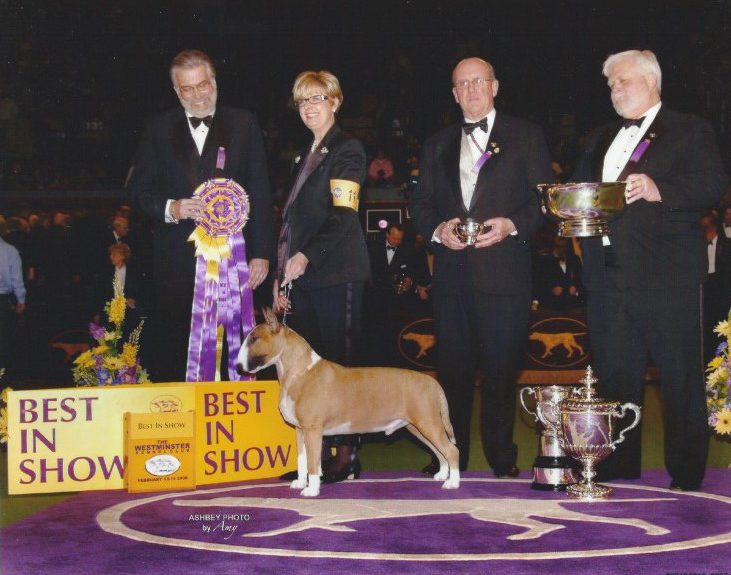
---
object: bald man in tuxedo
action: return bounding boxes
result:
[410,57,552,476]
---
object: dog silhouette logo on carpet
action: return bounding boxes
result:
[398,318,437,369]
[527,316,590,368]
[175,495,671,539]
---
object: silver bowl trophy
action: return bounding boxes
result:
[559,366,641,500]
[536,182,627,237]
[520,385,580,490]
[454,218,486,245]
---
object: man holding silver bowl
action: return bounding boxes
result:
[410,57,553,477]
[572,50,727,491]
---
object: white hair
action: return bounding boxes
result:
[603,50,662,94]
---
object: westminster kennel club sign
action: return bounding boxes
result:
[5,381,295,495]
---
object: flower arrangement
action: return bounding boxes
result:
[706,309,731,437]
[72,279,150,386]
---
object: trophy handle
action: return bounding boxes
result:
[610,403,642,448]
[519,387,537,419]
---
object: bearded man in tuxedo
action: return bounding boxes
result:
[573,49,727,490]
[129,49,274,382]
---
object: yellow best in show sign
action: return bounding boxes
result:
[126,411,196,492]
[6,381,296,494]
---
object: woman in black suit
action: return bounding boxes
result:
[93,242,148,340]
[274,70,370,482]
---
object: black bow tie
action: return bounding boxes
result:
[462,118,488,135]
[386,245,396,251]
[622,117,645,129]
[189,115,213,129]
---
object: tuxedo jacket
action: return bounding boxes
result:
[367,240,418,291]
[409,112,552,296]
[128,106,274,290]
[574,106,727,291]
[282,125,370,290]
[532,252,584,310]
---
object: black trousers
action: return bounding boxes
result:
[290,281,364,367]
[586,283,708,487]
[433,286,529,472]
[0,294,17,374]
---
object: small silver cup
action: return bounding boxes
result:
[454,218,485,245]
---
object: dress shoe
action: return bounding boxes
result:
[321,457,362,484]
[670,479,701,492]
[594,470,641,482]
[421,462,440,477]
[494,465,520,479]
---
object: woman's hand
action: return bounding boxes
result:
[283,252,309,285]
[272,279,291,313]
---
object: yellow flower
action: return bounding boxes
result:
[103,356,125,371]
[707,367,729,388]
[0,406,8,444]
[714,319,731,340]
[74,350,95,367]
[121,343,138,366]
[713,408,731,435]
[1,386,12,404]
[707,356,724,371]
[108,295,126,325]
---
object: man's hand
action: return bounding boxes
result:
[16,302,25,314]
[436,217,467,250]
[474,217,516,248]
[171,197,206,220]
[248,258,269,290]
[625,173,661,204]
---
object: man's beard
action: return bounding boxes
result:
[181,88,218,118]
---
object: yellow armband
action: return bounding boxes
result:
[330,179,360,211]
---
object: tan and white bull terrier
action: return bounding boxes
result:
[236,308,460,497]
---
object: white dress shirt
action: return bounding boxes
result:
[459,108,497,210]
[165,110,216,223]
[602,101,662,182]
[707,235,717,274]
[601,101,661,246]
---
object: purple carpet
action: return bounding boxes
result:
[3,469,731,575]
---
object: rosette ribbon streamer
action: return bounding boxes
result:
[186,178,255,382]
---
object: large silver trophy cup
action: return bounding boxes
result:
[520,385,580,490]
[559,367,641,500]
[536,182,627,237]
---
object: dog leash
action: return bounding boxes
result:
[280,282,292,326]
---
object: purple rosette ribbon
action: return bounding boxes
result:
[185,178,255,382]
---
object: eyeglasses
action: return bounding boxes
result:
[454,77,494,90]
[293,94,329,108]
[177,80,214,99]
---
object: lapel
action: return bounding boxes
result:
[440,126,463,209]
[591,121,622,181]
[282,125,338,220]
[171,111,199,189]
[469,115,503,211]
[592,108,667,181]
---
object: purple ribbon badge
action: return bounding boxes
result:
[629,133,655,163]
[471,141,501,174]
[186,178,255,382]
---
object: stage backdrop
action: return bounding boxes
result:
[6,381,296,495]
